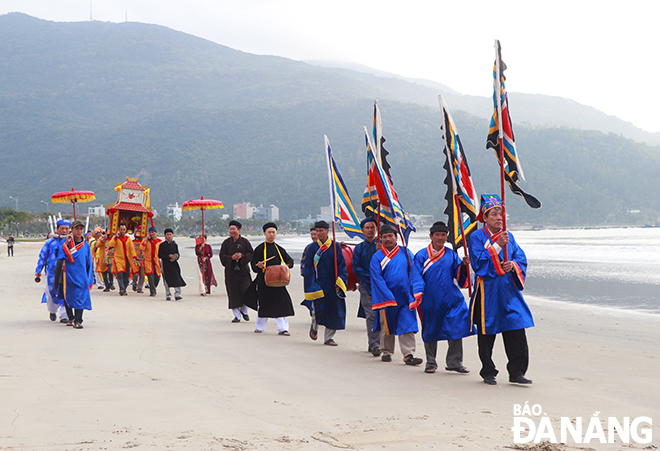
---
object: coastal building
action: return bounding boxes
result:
[87,204,106,217]
[317,206,332,222]
[166,202,182,221]
[233,202,256,220]
[254,205,279,221]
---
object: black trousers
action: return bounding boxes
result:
[63,299,84,324]
[477,329,529,379]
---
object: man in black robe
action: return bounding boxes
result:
[220,220,253,322]
[242,222,295,335]
[158,228,186,301]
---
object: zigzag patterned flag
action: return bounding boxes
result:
[486,40,541,209]
[439,94,479,250]
[325,135,365,239]
[363,127,415,243]
[362,100,393,215]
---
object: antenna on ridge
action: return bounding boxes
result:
[89,2,93,21]
[125,11,128,22]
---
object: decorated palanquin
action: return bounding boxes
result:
[106,177,153,238]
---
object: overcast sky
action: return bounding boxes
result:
[2,0,659,133]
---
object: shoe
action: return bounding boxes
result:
[110,285,116,290]
[174,295,183,301]
[483,375,497,385]
[165,296,172,301]
[66,321,74,327]
[381,354,392,362]
[60,318,69,323]
[278,331,291,336]
[49,313,57,321]
[119,291,127,296]
[324,339,338,346]
[97,286,104,289]
[404,355,423,366]
[232,317,241,323]
[137,290,143,294]
[149,293,156,297]
[509,375,533,384]
[446,366,470,374]
[103,288,110,292]
[242,313,250,321]
[73,323,83,329]
[425,367,437,374]
[309,324,318,341]
[254,329,263,333]
[371,347,382,357]
[132,285,137,292]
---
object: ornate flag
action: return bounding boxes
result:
[325,136,365,240]
[439,94,479,250]
[363,127,415,243]
[486,40,541,209]
[362,100,393,214]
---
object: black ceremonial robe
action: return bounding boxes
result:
[219,235,254,309]
[158,240,187,288]
[242,242,295,318]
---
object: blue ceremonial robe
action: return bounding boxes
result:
[411,245,475,342]
[35,237,67,306]
[370,246,418,336]
[468,227,534,335]
[59,239,94,310]
[302,239,348,330]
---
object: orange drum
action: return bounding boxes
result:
[342,245,358,292]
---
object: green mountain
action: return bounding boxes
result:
[1,13,659,226]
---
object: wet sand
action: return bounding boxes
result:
[1,238,658,450]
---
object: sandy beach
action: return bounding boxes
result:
[1,238,658,450]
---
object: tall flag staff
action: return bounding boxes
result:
[324,135,365,291]
[487,40,541,260]
[438,94,479,296]
[362,100,393,239]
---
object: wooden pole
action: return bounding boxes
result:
[332,220,338,288]
[454,194,473,296]
[494,39,508,261]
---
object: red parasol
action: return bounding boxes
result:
[182,196,224,237]
[51,187,96,220]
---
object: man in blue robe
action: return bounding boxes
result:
[302,220,348,346]
[59,219,94,329]
[370,224,423,365]
[411,221,474,374]
[351,217,381,356]
[469,195,534,385]
[35,219,71,323]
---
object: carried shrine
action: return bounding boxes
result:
[106,177,153,237]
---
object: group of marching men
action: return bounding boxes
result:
[302,194,534,385]
[32,194,533,385]
[35,220,186,328]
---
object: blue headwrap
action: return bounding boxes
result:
[56,219,72,227]
[360,217,377,228]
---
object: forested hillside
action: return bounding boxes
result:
[1,13,658,226]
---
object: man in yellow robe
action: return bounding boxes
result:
[105,223,138,296]
[140,227,162,297]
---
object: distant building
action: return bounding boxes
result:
[88,204,106,217]
[254,205,279,221]
[409,214,435,228]
[317,206,332,222]
[166,202,182,221]
[233,202,256,220]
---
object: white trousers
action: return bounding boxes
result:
[232,305,249,319]
[255,316,289,333]
[45,288,68,320]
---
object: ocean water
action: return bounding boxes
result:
[270,227,660,315]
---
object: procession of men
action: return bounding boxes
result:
[29,197,534,384]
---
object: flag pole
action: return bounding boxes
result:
[454,194,473,296]
[332,220,339,287]
[494,39,508,261]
